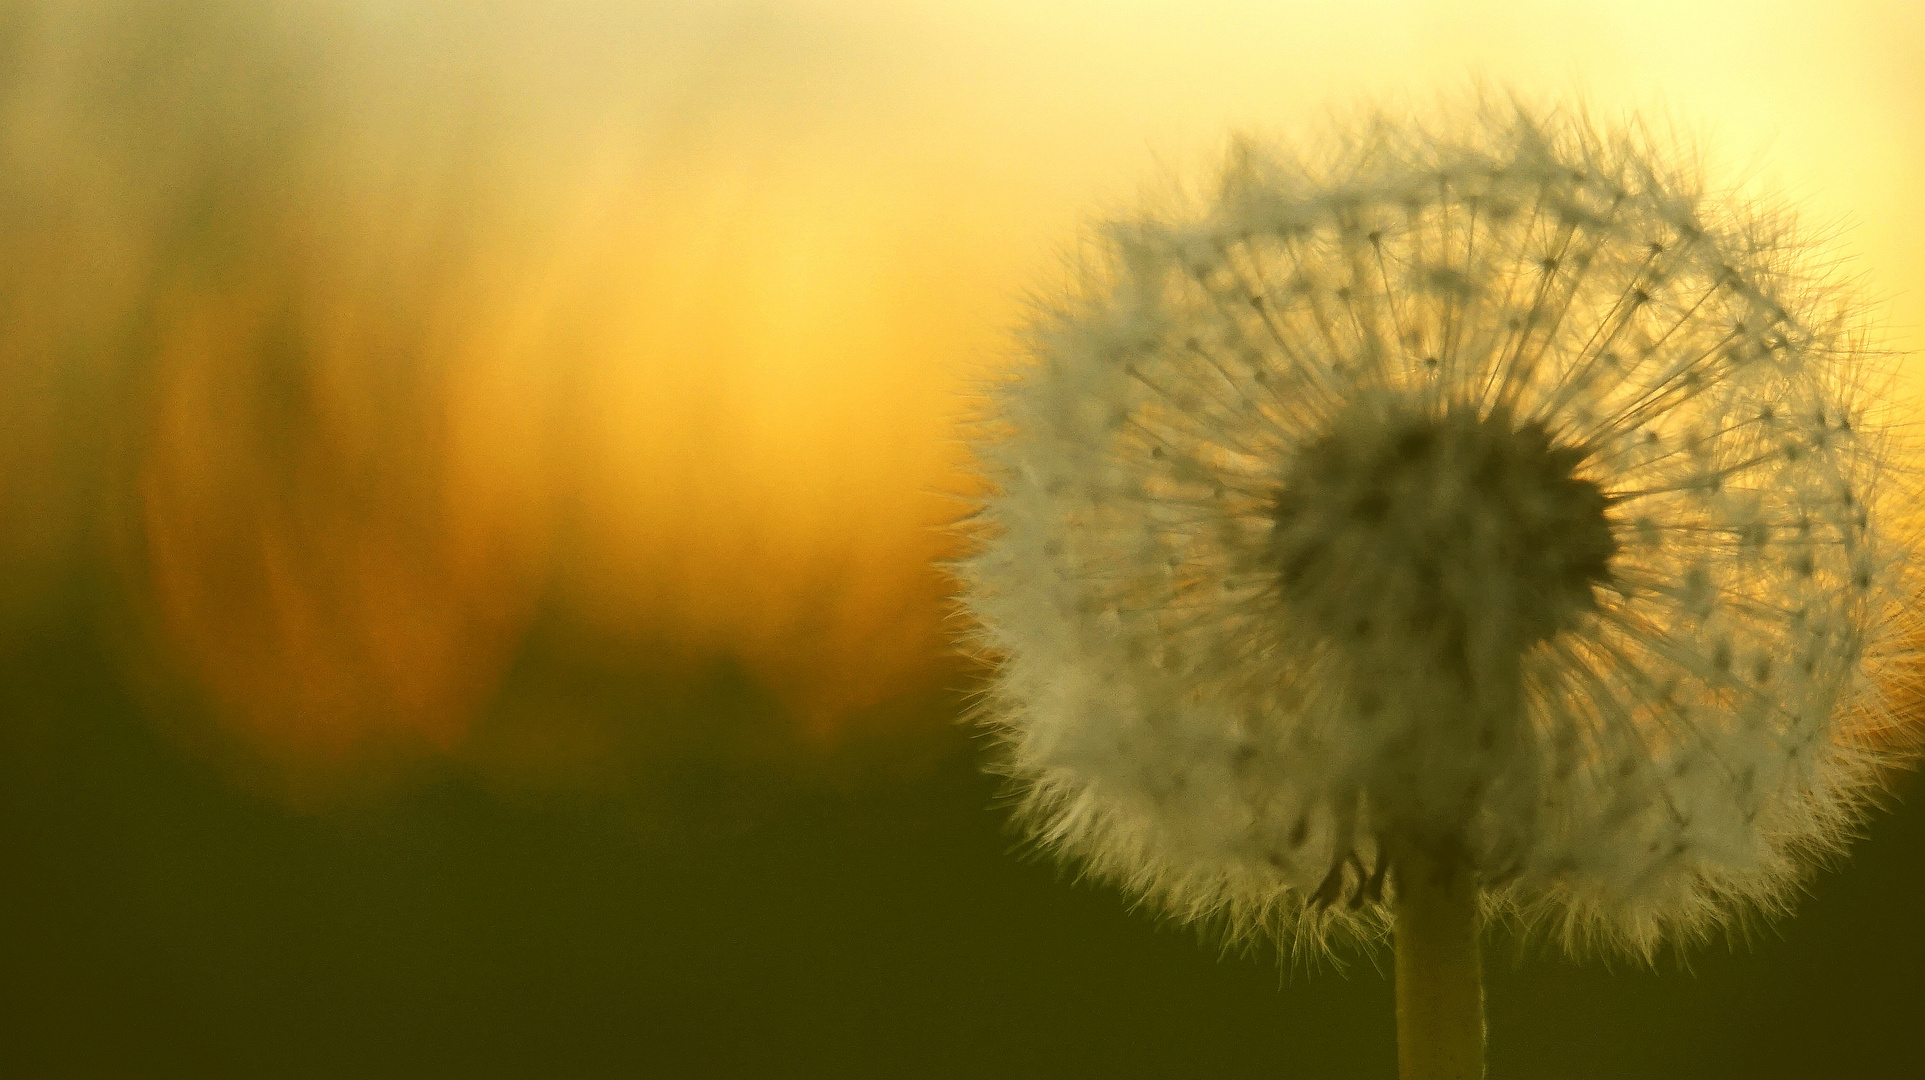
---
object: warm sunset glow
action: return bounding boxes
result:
[5,0,1918,784]
[135,222,552,762]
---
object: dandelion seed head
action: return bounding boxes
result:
[956,98,1911,959]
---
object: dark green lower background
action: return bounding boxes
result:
[3,583,1919,1078]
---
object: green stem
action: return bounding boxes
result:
[1394,857,1485,1080]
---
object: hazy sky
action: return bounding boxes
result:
[11,0,1920,767]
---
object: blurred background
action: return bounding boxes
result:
[1,1,1921,1075]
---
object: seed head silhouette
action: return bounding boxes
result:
[957,100,1910,962]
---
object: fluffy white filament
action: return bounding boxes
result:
[956,101,1911,959]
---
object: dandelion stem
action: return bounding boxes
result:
[1395,856,1485,1080]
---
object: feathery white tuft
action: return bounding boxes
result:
[955,99,1913,959]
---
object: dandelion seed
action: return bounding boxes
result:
[954,98,1910,1078]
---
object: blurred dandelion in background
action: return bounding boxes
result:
[956,98,1916,1077]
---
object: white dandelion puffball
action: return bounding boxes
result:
[957,101,1910,957]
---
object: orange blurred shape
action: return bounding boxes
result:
[112,0,1003,777]
[134,206,553,768]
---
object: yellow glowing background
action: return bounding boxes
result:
[3,0,1920,790]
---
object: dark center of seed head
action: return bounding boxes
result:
[1270,402,1616,662]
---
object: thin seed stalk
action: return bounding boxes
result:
[1394,856,1485,1080]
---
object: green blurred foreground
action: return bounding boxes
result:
[2,570,1920,1078]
